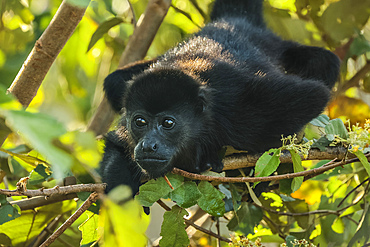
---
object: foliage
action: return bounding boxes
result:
[0,0,369,246]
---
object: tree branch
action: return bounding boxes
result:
[172,153,370,183]
[87,0,172,136]
[10,194,77,211]
[7,0,89,108]
[0,183,105,197]
[1,0,89,147]
[222,146,351,170]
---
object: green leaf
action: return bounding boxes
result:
[331,217,344,234]
[87,17,124,52]
[255,148,281,177]
[79,211,99,246]
[354,151,370,177]
[108,185,133,204]
[264,6,313,44]
[285,235,296,247]
[159,205,189,247]
[135,173,184,207]
[28,164,52,185]
[305,115,330,140]
[101,198,150,247]
[321,0,370,42]
[197,181,225,217]
[0,200,76,246]
[169,181,201,208]
[0,147,49,169]
[290,150,304,192]
[1,110,73,179]
[227,202,263,235]
[284,198,311,230]
[0,195,20,225]
[312,136,332,151]
[230,184,242,212]
[325,118,348,140]
[310,115,330,127]
[349,34,370,57]
[348,202,370,246]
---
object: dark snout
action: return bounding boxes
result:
[134,138,175,178]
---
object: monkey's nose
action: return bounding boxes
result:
[142,141,158,153]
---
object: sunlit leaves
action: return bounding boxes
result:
[353,151,370,177]
[321,0,370,42]
[28,164,52,185]
[1,110,72,179]
[100,197,149,247]
[79,211,99,247]
[348,202,370,247]
[0,200,76,246]
[87,17,124,52]
[159,205,189,247]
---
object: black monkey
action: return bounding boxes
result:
[100,0,340,194]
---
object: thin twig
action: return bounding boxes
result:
[171,4,201,28]
[39,192,99,247]
[338,60,370,93]
[338,178,370,207]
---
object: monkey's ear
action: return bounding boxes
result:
[104,70,130,112]
[104,59,156,113]
[198,86,214,112]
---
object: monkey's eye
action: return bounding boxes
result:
[162,118,175,129]
[134,117,147,128]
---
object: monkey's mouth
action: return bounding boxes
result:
[135,158,171,178]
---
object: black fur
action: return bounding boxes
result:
[101,0,340,195]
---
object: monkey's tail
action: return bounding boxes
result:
[210,0,264,27]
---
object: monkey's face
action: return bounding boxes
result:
[126,108,198,178]
[122,69,213,178]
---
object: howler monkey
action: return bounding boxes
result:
[100,0,340,194]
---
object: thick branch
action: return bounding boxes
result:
[172,153,370,183]
[0,183,105,197]
[223,146,351,170]
[87,0,172,136]
[10,194,77,211]
[0,1,89,147]
[7,0,89,108]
